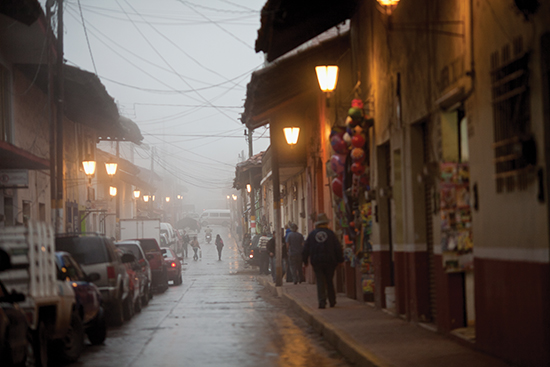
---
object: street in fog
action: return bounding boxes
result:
[70,226,350,367]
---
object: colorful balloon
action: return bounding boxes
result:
[348,107,363,121]
[331,135,348,154]
[330,154,346,175]
[351,134,366,148]
[351,147,365,162]
[351,99,364,109]
[332,176,343,198]
[351,162,365,175]
[343,132,352,145]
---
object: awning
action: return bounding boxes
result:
[255,0,357,62]
[242,30,350,130]
[0,141,49,170]
[0,0,41,26]
[16,64,143,144]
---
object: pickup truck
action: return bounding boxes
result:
[0,222,83,366]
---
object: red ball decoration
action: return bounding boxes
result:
[351,134,366,148]
[351,147,365,162]
[331,176,343,198]
[351,162,365,175]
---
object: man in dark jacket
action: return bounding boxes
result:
[303,213,344,309]
[266,230,287,282]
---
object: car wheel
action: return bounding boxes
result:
[58,312,84,363]
[26,321,48,367]
[141,285,149,306]
[135,294,142,313]
[176,271,182,285]
[123,293,135,321]
[86,307,107,345]
[109,298,124,327]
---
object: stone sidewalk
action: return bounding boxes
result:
[257,275,515,367]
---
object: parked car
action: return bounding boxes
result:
[0,249,28,367]
[127,238,168,293]
[115,241,152,306]
[161,247,182,285]
[115,250,144,320]
[55,233,131,327]
[54,252,107,345]
[160,222,177,247]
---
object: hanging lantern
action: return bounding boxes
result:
[109,186,117,197]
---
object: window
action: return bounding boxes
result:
[490,37,533,192]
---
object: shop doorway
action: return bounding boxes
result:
[440,107,475,337]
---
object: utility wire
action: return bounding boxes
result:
[76,0,98,75]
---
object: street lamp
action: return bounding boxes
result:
[232,194,237,201]
[133,189,141,199]
[246,184,251,193]
[315,65,339,92]
[109,186,117,197]
[283,127,300,146]
[376,0,400,14]
[82,157,96,184]
[143,195,150,202]
[105,161,118,178]
[165,197,170,203]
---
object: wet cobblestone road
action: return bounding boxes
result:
[69,227,352,367]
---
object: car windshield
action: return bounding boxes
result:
[115,244,142,260]
[55,237,108,265]
[161,248,174,259]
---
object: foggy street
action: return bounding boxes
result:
[70,226,350,367]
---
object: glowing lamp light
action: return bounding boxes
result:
[105,161,118,177]
[133,189,141,199]
[143,195,150,202]
[232,194,237,201]
[377,0,399,5]
[82,159,96,177]
[152,195,156,201]
[315,65,339,92]
[376,0,400,14]
[283,127,300,146]
[109,186,117,197]
[226,195,230,199]
[165,197,170,203]
[246,184,251,193]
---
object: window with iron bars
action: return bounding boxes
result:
[490,37,535,192]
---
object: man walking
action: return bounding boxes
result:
[303,213,344,309]
[286,223,304,284]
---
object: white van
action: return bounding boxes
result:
[199,209,231,227]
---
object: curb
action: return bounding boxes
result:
[257,276,392,367]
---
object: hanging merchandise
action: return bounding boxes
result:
[331,175,344,198]
[439,162,473,272]
[330,134,348,154]
[330,154,346,175]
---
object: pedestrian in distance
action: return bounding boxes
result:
[266,229,287,282]
[182,230,190,258]
[286,223,304,284]
[215,234,224,261]
[284,223,293,283]
[303,213,344,309]
[191,236,201,261]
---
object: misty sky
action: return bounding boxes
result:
[43,0,270,210]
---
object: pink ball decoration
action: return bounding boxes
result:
[351,134,366,148]
[330,154,346,175]
[331,176,343,198]
[351,162,365,175]
[330,135,348,154]
[351,147,365,162]
[351,99,364,109]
